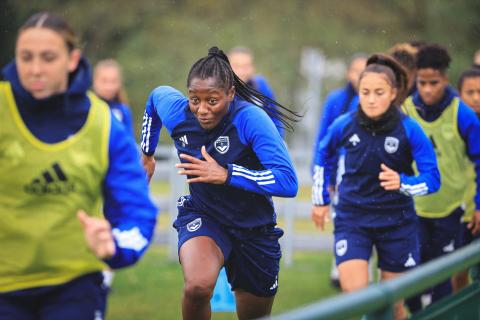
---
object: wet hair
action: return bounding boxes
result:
[187,46,301,132]
[416,43,451,73]
[18,12,79,52]
[388,43,418,72]
[94,59,129,104]
[358,53,409,105]
[458,68,480,92]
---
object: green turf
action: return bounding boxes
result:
[107,245,339,320]
[132,181,335,319]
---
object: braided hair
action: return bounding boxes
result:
[187,47,301,132]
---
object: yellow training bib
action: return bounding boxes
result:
[0,81,111,292]
[403,96,470,218]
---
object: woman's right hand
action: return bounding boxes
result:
[141,154,156,183]
[311,205,330,231]
[77,210,116,260]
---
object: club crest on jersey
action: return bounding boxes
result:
[187,218,202,232]
[214,136,230,154]
[336,239,348,257]
[384,136,399,154]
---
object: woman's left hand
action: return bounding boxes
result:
[176,146,228,184]
[379,163,400,190]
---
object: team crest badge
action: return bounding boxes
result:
[187,218,202,232]
[384,137,399,154]
[177,196,188,207]
[336,239,348,257]
[214,136,230,154]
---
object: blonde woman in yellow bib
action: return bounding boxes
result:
[0,12,157,320]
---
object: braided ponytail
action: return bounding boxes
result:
[187,47,302,132]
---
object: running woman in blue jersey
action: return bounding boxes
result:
[93,59,134,136]
[0,12,157,320]
[141,47,300,320]
[311,53,367,288]
[311,54,440,319]
[312,53,367,164]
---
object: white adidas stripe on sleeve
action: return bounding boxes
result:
[312,165,325,205]
[232,164,276,185]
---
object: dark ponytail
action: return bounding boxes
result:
[359,53,409,105]
[187,46,302,132]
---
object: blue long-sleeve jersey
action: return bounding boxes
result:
[141,86,298,228]
[312,83,359,184]
[312,110,440,226]
[412,87,480,210]
[2,59,157,269]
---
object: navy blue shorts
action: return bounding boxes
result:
[418,207,464,262]
[456,222,474,248]
[0,272,107,320]
[174,196,283,297]
[333,213,420,273]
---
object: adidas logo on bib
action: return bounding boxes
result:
[24,162,75,195]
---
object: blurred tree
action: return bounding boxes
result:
[2,0,479,138]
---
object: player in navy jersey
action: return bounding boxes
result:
[311,54,440,319]
[311,53,367,287]
[141,47,300,320]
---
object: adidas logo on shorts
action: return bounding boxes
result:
[404,253,416,267]
[24,162,75,195]
[269,276,278,291]
[443,240,455,253]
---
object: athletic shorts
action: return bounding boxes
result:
[418,206,464,263]
[174,196,283,297]
[333,212,420,273]
[456,222,475,248]
[0,272,106,320]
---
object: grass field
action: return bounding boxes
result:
[109,180,338,319]
[107,245,340,320]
